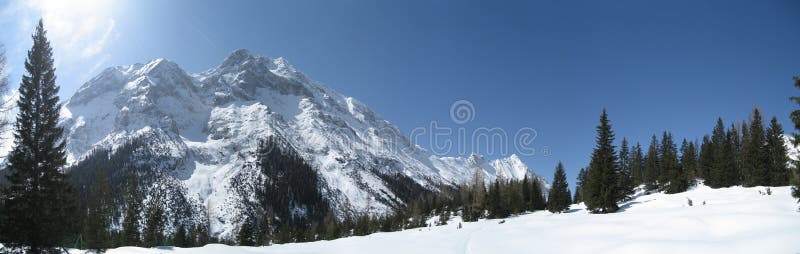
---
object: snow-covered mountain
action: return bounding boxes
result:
[60,49,547,237]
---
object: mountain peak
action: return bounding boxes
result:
[220,48,255,68]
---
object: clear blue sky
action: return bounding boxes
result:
[1,0,799,187]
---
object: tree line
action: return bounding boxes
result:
[575,106,797,214]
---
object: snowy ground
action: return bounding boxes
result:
[71,183,799,254]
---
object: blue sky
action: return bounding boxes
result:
[1,0,799,187]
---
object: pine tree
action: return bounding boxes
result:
[584,109,620,213]
[173,224,187,248]
[725,124,740,186]
[143,197,165,247]
[573,168,587,204]
[660,132,683,193]
[121,176,142,246]
[741,121,752,185]
[547,162,571,213]
[790,75,800,200]
[709,118,728,188]
[83,169,113,253]
[644,135,660,190]
[699,135,713,182]
[745,109,769,186]
[529,176,546,210]
[238,219,256,246]
[617,138,634,200]
[680,140,698,184]
[765,117,790,186]
[0,19,77,253]
[631,143,645,186]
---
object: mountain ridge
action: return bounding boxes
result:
[59,49,548,237]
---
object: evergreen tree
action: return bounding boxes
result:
[790,75,800,200]
[631,143,645,186]
[173,224,187,248]
[729,123,743,185]
[765,117,790,186]
[680,140,698,184]
[617,138,634,200]
[0,19,77,253]
[238,219,256,246]
[547,162,571,213]
[83,169,113,253]
[699,135,713,182]
[143,197,165,247]
[741,121,753,185]
[724,124,740,186]
[121,176,142,246]
[708,118,729,188]
[573,168,587,204]
[584,109,620,213]
[660,132,683,193]
[644,135,660,190]
[529,176,546,210]
[745,109,769,186]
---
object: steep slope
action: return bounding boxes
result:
[61,49,547,237]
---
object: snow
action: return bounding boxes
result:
[65,183,800,254]
[59,49,549,237]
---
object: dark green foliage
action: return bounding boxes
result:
[679,140,698,187]
[631,143,645,187]
[617,139,635,200]
[244,137,329,244]
[83,169,113,253]
[0,19,78,253]
[143,197,166,247]
[573,168,587,204]
[790,76,800,200]
[661,132,686,194]
[766,117,790,186]
[121,176,142,247]
[644,135,660,190]
[707,118,737,188]
[173,225,187,248]
[584,109,620,213]
[744,110,769,186]
[546,162,571,213]
[699,136,713,181]
[238,219,256,246]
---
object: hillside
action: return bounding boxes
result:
[66,183,800,254]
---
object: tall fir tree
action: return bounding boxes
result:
[699,135,713,182]
[143,197,166,247]
[121,175,142,246]
[741,121,753,185]
[724,124,740,186]
[0,19,77,253]
[631,143,645,186]
[83,169,113,253]
[790,75,800,200]
[617,139,634,200]
[708,118,729,188]
[573,168,587,204]
[529,176,546,210]
[644,135,660,190]
[660,132,683,193]
[547,162,571,213]
[745,109,769,186]
[765,117,790,186]
[584,109,620,213]
[680,139,698,184]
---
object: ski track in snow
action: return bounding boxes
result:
[62,184,800,254]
